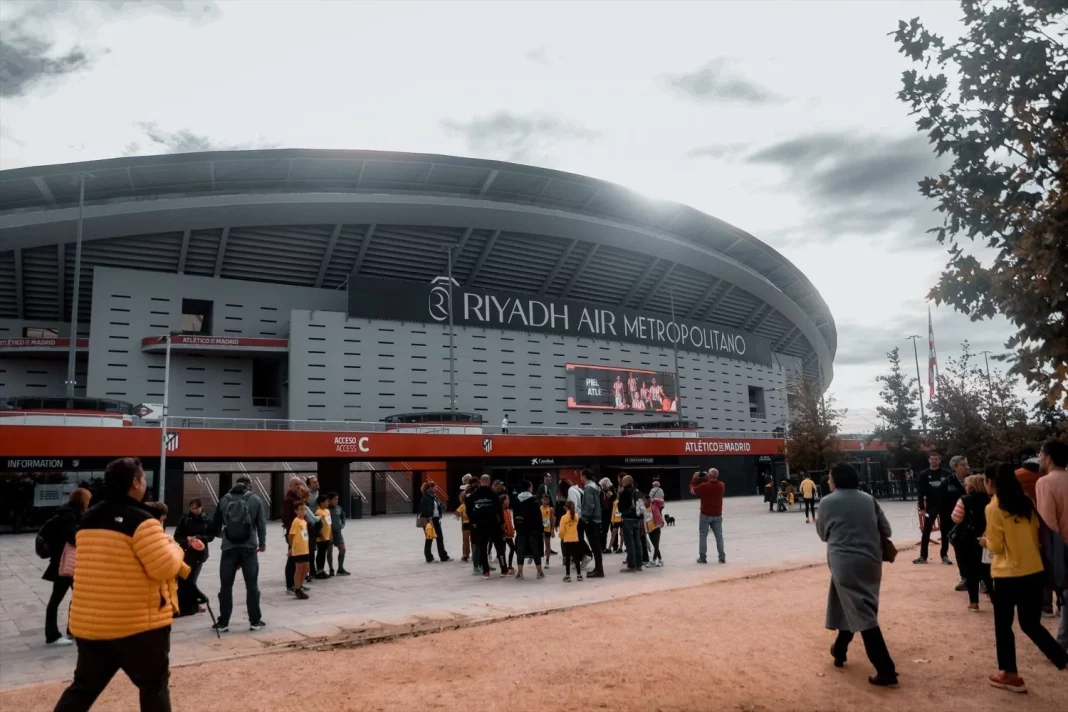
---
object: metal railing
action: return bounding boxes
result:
[158,416,782,440]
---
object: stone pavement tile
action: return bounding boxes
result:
[0,496,923,690]
[286,623,343,638]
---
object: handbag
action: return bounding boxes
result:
[874,500,897,563]
[58,543,77,578]
[416,516,429,529]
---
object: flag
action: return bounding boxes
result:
[927,308,938,398]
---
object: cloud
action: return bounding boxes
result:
[684,143,749,160]
[0,0,218,98]
[525,46,552,66]
[745,131,946,242]
[441,110,599,164]
[662,59,778,105]
[124,121,277,155]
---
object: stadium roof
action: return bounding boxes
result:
[0,149,835,385]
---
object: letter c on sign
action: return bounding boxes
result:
[358,437,370,453]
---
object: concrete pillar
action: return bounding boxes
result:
[316,460,351,516]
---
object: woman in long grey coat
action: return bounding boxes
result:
[816,462,898,687]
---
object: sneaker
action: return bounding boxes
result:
[968,603,980,613]
[697,558,708,564]
[294,589,310,600]
[336,569,351,576]
[979,581,988,594]
[563,575,571,582]
[988,672,1027,693]
[327,571,335,577]
[955,579,968,592]
[315,572,330,580]
[719,558,726,564]
[440,556,452,563]
[482,572,491,580]
[212,622,230,633]
[587,570,605,578]
[515,571,524,579]
[286,587,295,596]
[249,621,266,631]
[620,567,636,573]
[576,574,583,581]
[536,571,545,579]
[505,568,516,576]
[913,557,928,564]
[471,568,482,576]
[941,556,954,566]
[461,557,469,563]
[46,637,74,647]
[868,673,898,687]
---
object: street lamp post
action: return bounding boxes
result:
[444,246,457,412]
[158,331,179,503]
[65,174,88,405]
[906,335,927,435]
[669,288,682,423]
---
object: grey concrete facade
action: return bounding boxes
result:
[3,267,797,429]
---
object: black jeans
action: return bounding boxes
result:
[218,548,261,626]
[477,526,506,574]
[804,498,816,519]
[580,519,603,573]
[53,627,171,712]
[431,517,448,561]
[649,528,662,561]
[622,519,642,570]
[315,541,330,573]
[600,517,611,553]
[954,539,992,605]
[919,509,952,560]
[833,627,896,677]
[45,577,73,643]
[993,572,1068,674]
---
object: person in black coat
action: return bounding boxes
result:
[173,498,215,616]
[41,488,92,645]
[419,482,450,563]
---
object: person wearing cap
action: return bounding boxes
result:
[211,474,268,633]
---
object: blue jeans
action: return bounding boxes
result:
[699,514,725,562]
[218,547,261,626]
[622,519,643,570]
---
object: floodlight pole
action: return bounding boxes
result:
[65,174,87,405]
[906,335,926,435]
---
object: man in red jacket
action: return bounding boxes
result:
[692,469,726,564]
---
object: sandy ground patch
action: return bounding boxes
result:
[5,560,1066,711]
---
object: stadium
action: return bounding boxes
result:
[0,149,836,520]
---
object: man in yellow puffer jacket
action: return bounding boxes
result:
[53,457,189,712]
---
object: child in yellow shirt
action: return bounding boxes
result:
[288,501,311,600]
[610,496,623,553]
[314,495,333,579]
[559,500,582,582]
[541,495,556,569]
[423,519,437,562]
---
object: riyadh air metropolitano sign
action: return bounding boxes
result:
[348,277,773,366]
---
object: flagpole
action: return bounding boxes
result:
[906,335,927,435]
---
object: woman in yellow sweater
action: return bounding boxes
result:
[980,464,1068,693]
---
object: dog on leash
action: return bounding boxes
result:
[664,513,676,526]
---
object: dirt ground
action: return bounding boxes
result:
[5,560,1066,712]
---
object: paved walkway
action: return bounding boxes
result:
[0,496,921,690]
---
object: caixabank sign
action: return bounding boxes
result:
[348,277,773,366]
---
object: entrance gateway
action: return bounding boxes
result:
[1,412,790,530]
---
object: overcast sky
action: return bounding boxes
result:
[0,0,1023,431]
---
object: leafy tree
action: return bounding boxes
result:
[928,341,1031,463]
[1030,398,1068,440]
[873,347,922,468]
[785,372,846,472]
[893,0,1068,409]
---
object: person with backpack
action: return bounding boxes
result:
[211,475,267,633]
[39,488,91,646]
[617,474,643,573]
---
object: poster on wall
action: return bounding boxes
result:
[566,364,678,412]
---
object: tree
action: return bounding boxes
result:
[785,372,846,472]
[893,1,1068,409]
[927,341,1031,463]
[873,347,922,468]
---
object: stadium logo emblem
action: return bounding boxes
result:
[428,276,458,322]
[165,432,180,453]
[482,437,493,453]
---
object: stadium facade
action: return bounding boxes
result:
[0,149,836,518]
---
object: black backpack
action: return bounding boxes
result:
[223,492,253,544]
[35,514,59,559]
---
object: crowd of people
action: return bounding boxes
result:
[816,440,1068,693]
[27,438,1068,708]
